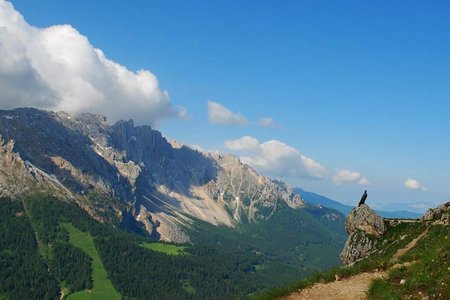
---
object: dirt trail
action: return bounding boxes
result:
[391,228,429,264]
[281,271,386,300]
[281,227,429,300]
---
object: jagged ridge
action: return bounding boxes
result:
[0,107,304,241]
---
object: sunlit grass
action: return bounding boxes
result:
[369,225,450,299]
[139,242,187,255]
[61,223,121,300]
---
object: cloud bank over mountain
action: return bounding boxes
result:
[0,0,185,125]
[224,136,327,180]
[224,136,372,187]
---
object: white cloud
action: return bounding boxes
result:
[223,137,372,184]
[333,169,369,185]
[187,144,204,152]
[224,136,260,151]
[404,178,426,191]
[0,0,184,125]
[258,117,276,128]
[333,169,360,184]
[207,101,248,126]
[224,136,326,179]
[358,177,371,185]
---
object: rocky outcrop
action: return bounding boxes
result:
[340,204,387,265]
[0,136,74,200]
[0,137,31,198]
[420,202,450,225]
[345,204,386,237]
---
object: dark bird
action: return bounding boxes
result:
[358,190,367,207]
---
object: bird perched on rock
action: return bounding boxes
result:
[358,190,367,206]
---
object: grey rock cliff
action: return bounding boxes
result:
[340,204,386,265]
[0,108,305,242]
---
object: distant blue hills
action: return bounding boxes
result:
[295,188,422,219]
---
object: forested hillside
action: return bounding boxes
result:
[0,199,59,299]
[0,195,345,299]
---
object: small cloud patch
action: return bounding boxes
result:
[404,178,426,191]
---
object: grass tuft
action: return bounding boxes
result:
[368,279,401,300]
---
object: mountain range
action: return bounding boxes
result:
[0,107,348,299]
[0,107,307,241]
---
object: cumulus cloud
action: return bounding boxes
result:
[258,117,276,128]
[404,178,426,191]
[207,101,248,126]
[224,136,326,179]
[0,0,184,125]
[224,135,260,151]
[333,169,370,185]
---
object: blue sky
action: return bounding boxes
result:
[4,0,450,212]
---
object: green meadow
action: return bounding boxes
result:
[139,242,187,255]
[61,223,121,300]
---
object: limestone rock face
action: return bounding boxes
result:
[206,153,304,223]
[340,231,379,265]
[0,136,73,200]
[345,204,386,237]
[0,107,305,242]
[340,204,386,265]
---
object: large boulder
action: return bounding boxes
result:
[345,204,386,237]
[340,204,386,265]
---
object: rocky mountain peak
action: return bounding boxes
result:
[0,107,306,242]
